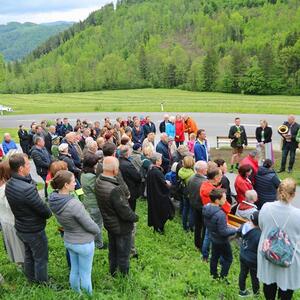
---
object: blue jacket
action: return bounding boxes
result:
[203,204,236,244]
[156,141,170,173]
[165,123,175,139]
[238,222,261,266]
[194,139,208,162]
[132,126,145,144]
[2,140,18,155]
[254,166,280,209]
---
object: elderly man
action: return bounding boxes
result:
[5,153,52,283]
[188,161,208,250]
[278,115,300,173]
[159,114,169,133]
[63,132,81,168]
[2,133,18,155]
[142,132,155,153]
[235,190,258,220]
[156,133,171,174]
[95,157,138,276]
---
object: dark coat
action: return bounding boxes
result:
[58,153,81,176]
[203,204,236,244]
[95,175,138,235]
[159,121,168,133]
[119,157,142,211]
[5,173,52,233]
[156,140,170,173]
[60,123,73,137]
[132,126,144,144]
[228,125,248,147]
[61,138,81,168]
[44,132,52,154]
[254,166,280,209]
[146,166,174,230]
[187,174,207,211]
[30,145,52,177]
[255,126,272,144]
[221,175,232,204]
[280,121,300,149]
[143,122,156,137]
[18,129,30,146]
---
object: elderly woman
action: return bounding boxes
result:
[235,190,258,220]
[0,161,24,265]
[258,179,300,300]
[146,153,174,234]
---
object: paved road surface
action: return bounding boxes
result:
[1,112,300,149]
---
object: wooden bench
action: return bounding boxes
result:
[216,136,257,149]
[228,213,247,228]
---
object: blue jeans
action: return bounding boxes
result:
[64,241,95,294]
[202,229,211,259]
[182,197,194,231]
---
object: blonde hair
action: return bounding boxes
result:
[183,156,195,169]
[143,145,153,157]
[278,178,296,202]
[190,133,196,140]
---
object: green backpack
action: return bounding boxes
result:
[296,128,300,143]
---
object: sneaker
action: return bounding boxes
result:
[287,169,292,173]
[239,290,251,297]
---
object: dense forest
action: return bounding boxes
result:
[1,0,300,95]
[0,22,73,61]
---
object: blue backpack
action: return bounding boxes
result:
[261,213,296,268]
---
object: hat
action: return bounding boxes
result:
[250,211,259,226]
[177,145,193,157]
[58,143,68,152]
[133,143,142,151]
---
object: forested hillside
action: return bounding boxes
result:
[1,0,300,95]
[0,22,73,61]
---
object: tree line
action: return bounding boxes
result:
[0,0,300,95]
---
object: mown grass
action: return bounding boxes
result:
[0,89,300,115]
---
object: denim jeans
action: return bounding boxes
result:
[239,258,259,294]
[16,230,48,283]
[210,241,233,278]
[64,241,95,294]
[280,143,297,171]
[182,197,194,231]
[108,232,132,276]
[87,207,103,248]
[202,229,211,259]
[263,283,294,300]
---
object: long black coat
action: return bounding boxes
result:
[146,166,173,230]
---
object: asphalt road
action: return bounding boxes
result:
[1,112,300,149]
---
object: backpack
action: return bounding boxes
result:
[261,213,296,268]
[177,177,189,197]
[296,128,300,143]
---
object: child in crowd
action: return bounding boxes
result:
[203,188,237,281]
[238,211,261,297]
[187,133,196,153]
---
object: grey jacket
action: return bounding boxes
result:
[187,174,207,211]
[49,192,100,244]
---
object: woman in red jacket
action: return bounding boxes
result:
[175,114,185,148]
[234,164,253,204]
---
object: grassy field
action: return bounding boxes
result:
[0,89,300,115]
[2,201,299,300]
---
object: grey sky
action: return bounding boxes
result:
[0,1,116,24]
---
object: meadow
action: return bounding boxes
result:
[0,89,300,115]
[2,200,300,300]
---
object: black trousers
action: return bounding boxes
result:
[16,230,48,283]
[280,143,297,171]
[239,258,259,294]
[108,232,132,276]
[210,241,233,278]
[263,283,294,300]
[194,209,205,250]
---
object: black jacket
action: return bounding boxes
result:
[44,132,52,154]
[221,175,232,204]
[203,204,236,244]
[30,145,52,177]
[159,121,169,133]
[5,173,52,233]
[119,157,142,211]
[187,174,207,211]
[156,141,170,173]
[95,175,138,235]
[238,223,261,266]
[143,122,156,137]
[228,125,248,147]
[254,166,280,209]
[58,153,81,176]
[18,129,30,145]
[255,126,272,144]
[280,121,300,148]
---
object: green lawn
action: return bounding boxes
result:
[0,89,299,115]
[2,201,299,300]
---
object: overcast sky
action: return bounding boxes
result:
[0,1,116,25]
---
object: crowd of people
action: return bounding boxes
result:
[0,113,299,299]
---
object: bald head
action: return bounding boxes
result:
[288,115,296,125]
[103,156,119,176]
[65,132,76,143]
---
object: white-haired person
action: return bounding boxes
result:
[235,190,258,220]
